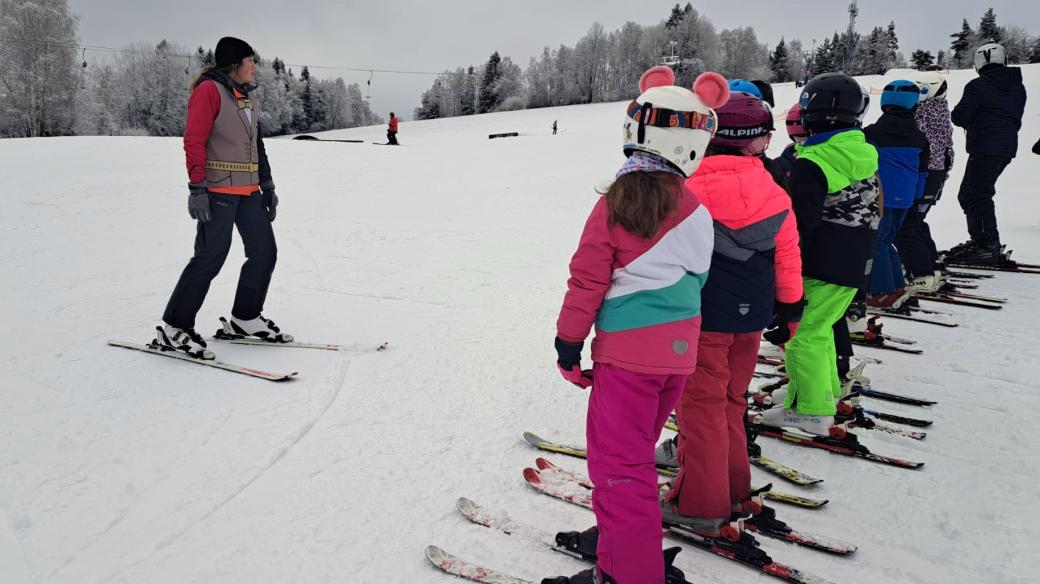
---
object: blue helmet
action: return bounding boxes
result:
[880,80,921,111]
[728,79,763,101]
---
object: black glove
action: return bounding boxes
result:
[188,183,211,222]
[555,337,593,388]
[262,188,278,222]
[763,299,806,347]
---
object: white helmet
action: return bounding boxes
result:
[623,66,730,177]
[914,71,948,101]
[974,43,1007,72]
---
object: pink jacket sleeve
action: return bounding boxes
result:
[183,81,221,184]
[556,199,616,343]
[773,199,804,304]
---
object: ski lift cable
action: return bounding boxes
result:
[0,35,442,76]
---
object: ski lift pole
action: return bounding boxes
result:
[366,70,373,100]
[80,48,87,89]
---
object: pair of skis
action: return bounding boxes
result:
[109,318,388,381]
[523,432,827,509]
[429,466,844,584]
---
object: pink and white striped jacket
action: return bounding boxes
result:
[557,186,714,375]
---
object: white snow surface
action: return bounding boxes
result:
[3,66,1040,584]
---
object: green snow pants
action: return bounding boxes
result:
[783,278,857,416]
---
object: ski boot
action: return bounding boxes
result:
[216,315,294,343]
[654,434,679,468]
[549,526,688,584]
[153,325,214,360]
[755,406,840,438]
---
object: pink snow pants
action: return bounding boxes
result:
[588,362,687,584]
[667,331,759,519]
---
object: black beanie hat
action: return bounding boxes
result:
[215,37,255,68]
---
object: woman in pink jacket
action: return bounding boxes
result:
[547,66,728,584]
[658,91,803,539]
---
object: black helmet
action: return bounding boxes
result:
[799,73,868,135]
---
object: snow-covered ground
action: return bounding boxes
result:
[2,65,1039,584]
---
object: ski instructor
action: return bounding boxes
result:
[157,36,290,359]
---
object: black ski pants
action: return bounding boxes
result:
[896,171,947,279]
[163,192,277,329]
[387,130,399,145]
[957,155,1012,244]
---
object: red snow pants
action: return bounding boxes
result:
[666,331,760,519]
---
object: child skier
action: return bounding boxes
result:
[895,70,954,292]
[657,91,803,539]
[757,73,880,435]
[547,65,728,584]
[863,80,930,308]
[773,103,807,178]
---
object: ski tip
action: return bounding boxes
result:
[522,431,545,446]
[425,544,448,564]
[456,497,479,515]
[522,467,542,485]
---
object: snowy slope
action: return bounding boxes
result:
[2,66,1039,584]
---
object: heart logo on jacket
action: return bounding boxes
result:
[673,340,689,356]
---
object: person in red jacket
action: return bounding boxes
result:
[156,36,290,359]
[387,113,399,145]
[657,91,803,537]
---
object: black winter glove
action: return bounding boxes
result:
[763,298,806,347]
[262,188,278,222]
[188,183,211,222]
[555,337,593,388]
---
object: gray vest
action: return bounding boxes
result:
[204,81,260,187]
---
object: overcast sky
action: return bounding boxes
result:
[69,1,1039,120]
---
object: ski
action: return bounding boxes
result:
[753,377,932,426]
[212,317,385,351]
[524,467,852,565]
[914,292,1003,310]
[665,415,824,486]
[425,545,535,584]
[856,387,937,407]
[866,308,959,327]
[836,405,927,440]
[862,408,933,427]
[750,423,925,469]
[849,333,923,354]
[524,436,827,508]
[944,260,1040,274]
[456,497,570,551]
[938,288,1007,303]
[108,340,298,381]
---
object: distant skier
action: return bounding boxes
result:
[553,120,558,135]
[158,36,289,360]
[944,43,1027,265]
[387,112,399,145]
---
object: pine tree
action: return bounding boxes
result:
[885,21,900,70]
[1031,38,1040,64]
[911,50,935,70]
[460,66,476,115]
[769,38,790,82]
[300,66,314,131]
[936,49,947,68]
[478,52,502,113]
[665,3,684,29]
[978,7,1001,43]
[950,19,974,67]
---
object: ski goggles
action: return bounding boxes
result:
[627,100,717,134]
